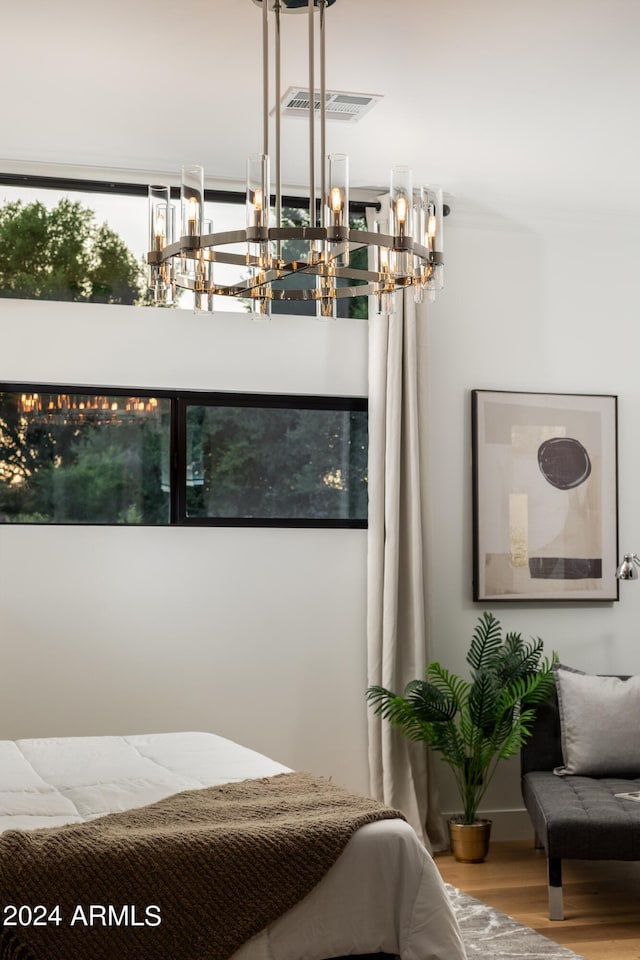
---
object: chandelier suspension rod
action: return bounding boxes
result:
[308,0,315,227]
[262,0,269,157]
[320,0,327,230]
[274,0,282,233]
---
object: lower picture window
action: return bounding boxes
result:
[0,385,368,527]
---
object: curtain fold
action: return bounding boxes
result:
[366,289,446,851]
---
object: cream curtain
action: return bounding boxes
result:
[366,288,446,851]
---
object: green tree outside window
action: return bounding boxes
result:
[0,198,144,304]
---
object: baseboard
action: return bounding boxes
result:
[441,807,535,842]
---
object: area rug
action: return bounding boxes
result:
[446,884,587,959]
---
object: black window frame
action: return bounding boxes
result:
[0,382,368,529]
[0,172,377,217]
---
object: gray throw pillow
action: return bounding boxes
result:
[553,663,640,776]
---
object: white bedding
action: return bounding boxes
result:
[0,731,466,960]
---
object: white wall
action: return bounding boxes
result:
[4,207,640,839]
[425,207,640,836]
[0,299,371,796]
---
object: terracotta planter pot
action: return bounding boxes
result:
[447,817,492,863]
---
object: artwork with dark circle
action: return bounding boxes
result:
[472,390,618,602]
[537,436,592,490]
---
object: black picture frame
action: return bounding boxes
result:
[472,389,618,602]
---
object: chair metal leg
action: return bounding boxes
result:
[548,857,564,920]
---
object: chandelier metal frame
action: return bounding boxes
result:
[147,0,445,316]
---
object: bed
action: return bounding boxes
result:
[0,731,466,960]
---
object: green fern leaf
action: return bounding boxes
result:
[466,611,503,672]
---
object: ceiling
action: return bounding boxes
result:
[2,0,639,221]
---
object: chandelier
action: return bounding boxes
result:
[147,0,445,318]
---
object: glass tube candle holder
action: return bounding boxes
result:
[181,164,204,238]
[148,185,171,303]
[390,165,413,280]
[179,165,203,287]
[412,186,426,302]
[246,153,272,315]
[327,154,349,231]
[149,185,170,252]
[373,218,395,314]
[250,284,272,321]
[167,202,177,304]
[316,274,337,321]
[194,218,214,313]
[390,165,413,242]
[326,153,349,268]
[424,185,444,294]
[413,187,425,245]
[391,167,413,283]
[246,153,270,238]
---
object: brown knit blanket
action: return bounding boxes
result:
[0,771,405,960]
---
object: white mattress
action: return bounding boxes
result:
[0,731,466,960]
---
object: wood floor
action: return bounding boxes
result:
[435,840,640,960]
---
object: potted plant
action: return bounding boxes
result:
[367,611,555,862]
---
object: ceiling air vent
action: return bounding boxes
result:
[277,87,382,123]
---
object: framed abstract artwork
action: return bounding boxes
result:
[472,390,618,602]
